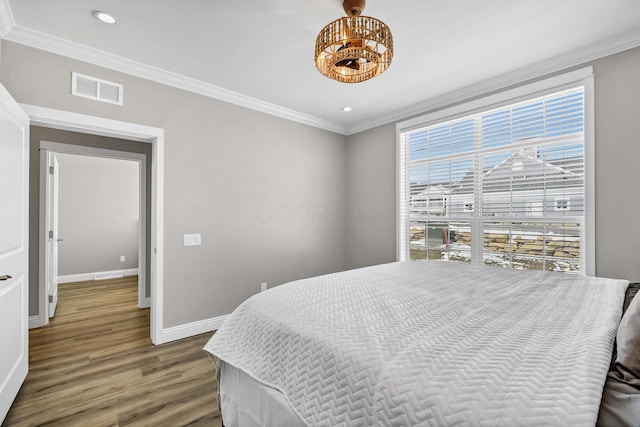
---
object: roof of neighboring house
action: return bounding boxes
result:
[411,151,583,196]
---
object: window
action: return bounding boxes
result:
[397,69,594,274]
[554,198,571,211]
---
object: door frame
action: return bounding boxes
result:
[22,104,166,345]
[39,144,148,312]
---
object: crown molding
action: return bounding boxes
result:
[0,0,15,37]
[2,15,639,137]
[2,25,348,135]
[345,27,640,135]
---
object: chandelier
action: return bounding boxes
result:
[315,0,393,84]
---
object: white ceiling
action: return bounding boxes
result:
[2,0,640,134]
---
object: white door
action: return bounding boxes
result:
[46,153,59,317]
[0,85,29,422]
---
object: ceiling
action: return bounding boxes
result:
[2,0,640,134]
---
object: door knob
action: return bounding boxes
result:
[0,275,12,281]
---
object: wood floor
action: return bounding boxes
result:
[4,276,221,427]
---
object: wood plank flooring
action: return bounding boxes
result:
[4,276,221,426]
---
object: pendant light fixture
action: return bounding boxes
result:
[315,0,393,84]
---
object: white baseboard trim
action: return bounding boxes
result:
[58,268,139,284]
[161,314,229,344]
[122,268,140,276]
[139,297,151,309]
[29,314,46,329]
[57,272,93,283]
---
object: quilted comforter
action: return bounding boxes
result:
[204,261,628,426]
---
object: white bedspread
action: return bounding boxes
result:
[204,261,628,426]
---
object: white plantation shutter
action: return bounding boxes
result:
[397,79,590,273]
[397,132,409,261]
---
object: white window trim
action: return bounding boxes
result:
[396,67,595,276]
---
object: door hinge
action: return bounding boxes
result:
[49,166,54,174]
[49,230,54,239]
[49,294,54,303]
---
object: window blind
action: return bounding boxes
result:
[399,87,586,273]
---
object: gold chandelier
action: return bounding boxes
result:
[315,0,393,84]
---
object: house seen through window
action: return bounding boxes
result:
[555,198,571,211]
[398,84,587,273]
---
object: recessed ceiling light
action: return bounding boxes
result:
[93,11,117,24]
[342,106,352,112]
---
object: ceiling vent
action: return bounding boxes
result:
[71,72,123,105]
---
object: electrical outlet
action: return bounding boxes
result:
[260,282,268,292]
[184,233,202,246]
[120,255,126,263]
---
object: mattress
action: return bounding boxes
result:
[217,361,306,427]
[204,261,629,426]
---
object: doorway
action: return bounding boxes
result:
[22,104,166,344]
[41,147,146,318]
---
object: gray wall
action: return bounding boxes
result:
[56,153,139,276]
[345,124,396,269]
[592,47,640,281]
[29,126,153,314]
[345,46,640,282]
[2,41,348,327]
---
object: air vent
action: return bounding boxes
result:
[94,271,124,280]
[71,72,123,105]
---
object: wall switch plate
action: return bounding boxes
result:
[120,255,126,263]
[184,233,202,246]
[260,282,268,292]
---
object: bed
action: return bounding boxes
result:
[203,260,638,426]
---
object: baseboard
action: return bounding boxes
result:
[122,268,139,276]
[58,268,139,284]
[29,314,46,329]
[161,314,229,344]
[57,272,93,283]
[138,297,151,309]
